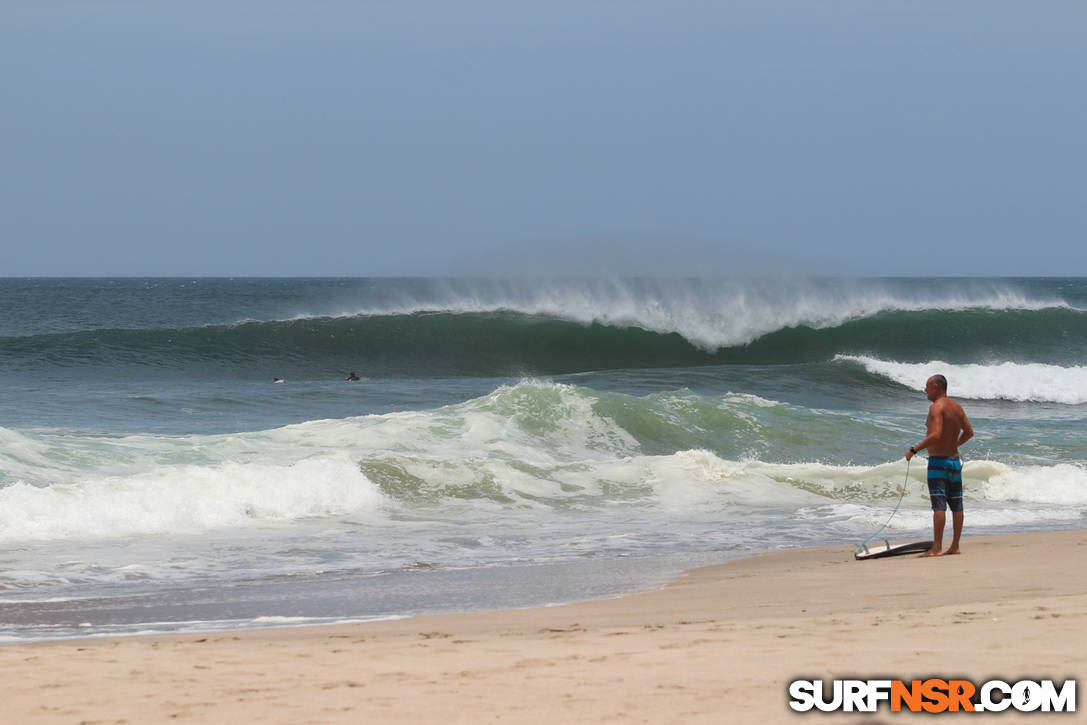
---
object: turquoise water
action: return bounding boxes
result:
[1,277,1084,640]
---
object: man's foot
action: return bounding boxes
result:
[943,547,961,555]
[919,549,943,558]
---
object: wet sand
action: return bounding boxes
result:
[3,529,1084,724]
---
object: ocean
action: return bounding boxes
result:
[1,277,1084,641]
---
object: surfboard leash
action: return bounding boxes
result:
[856,458,911,553]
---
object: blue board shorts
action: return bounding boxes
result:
[927,456,963,512]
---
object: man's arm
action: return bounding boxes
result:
[957,413,974,447]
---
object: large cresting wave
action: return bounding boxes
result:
[3,282,1084,379]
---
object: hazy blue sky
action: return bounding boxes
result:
[3,2,1085,277]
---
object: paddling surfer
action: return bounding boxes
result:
[905,374,974,557]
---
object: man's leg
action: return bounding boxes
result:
[922,468,947,557]
[945,511,963,554]
[945,473,964,555]
[921,509,946,557]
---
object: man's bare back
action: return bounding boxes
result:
[925,396,972,457]
[906,376,974,461]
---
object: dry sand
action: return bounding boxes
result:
[2,529,1084,724]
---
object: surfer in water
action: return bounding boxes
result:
[345,371,368,381]
[905,374,974,557]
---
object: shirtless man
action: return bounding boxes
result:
[905,374,974,557]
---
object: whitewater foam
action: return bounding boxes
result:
[0,454,385,542]
[970,460,1087,504]
[837,356,1087,404]
[818,503,1085,534]
[6,381,1085,545]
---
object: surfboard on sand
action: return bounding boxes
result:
[854,540,934,560]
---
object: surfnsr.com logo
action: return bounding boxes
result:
[788,679,1076,713]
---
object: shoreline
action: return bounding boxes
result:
[0,549,734,645]
[4,528,1085,723]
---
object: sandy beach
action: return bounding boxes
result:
[3,529,1084,724]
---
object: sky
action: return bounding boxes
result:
[2,1,1085,277]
